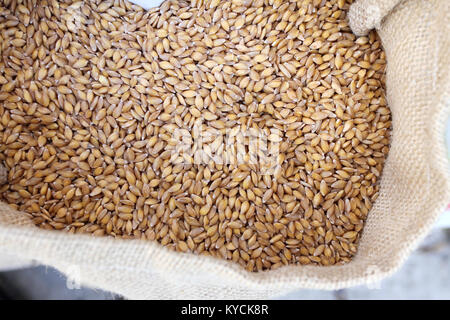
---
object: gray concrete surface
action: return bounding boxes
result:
[0,267,118,300]
[279,229,450,299]
[0,229,448,299]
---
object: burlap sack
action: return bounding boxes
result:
[0,0,448,299]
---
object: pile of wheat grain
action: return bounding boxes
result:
[0,0,390,271]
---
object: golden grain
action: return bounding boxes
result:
[0,0,390,271]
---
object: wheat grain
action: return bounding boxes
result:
[0,0,391,271]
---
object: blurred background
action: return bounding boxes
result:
[0,223,449,300]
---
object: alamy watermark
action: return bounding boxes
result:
[168,119,280,174]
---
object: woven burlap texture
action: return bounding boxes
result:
[0,0,449,299]
[348,0,402,36]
